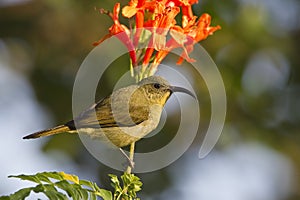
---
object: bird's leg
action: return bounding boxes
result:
[126,142,135,173]
[119,148,135,169]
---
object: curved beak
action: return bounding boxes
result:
[170,86,196,99]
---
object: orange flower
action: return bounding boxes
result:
[94,3,137,66]
[95,0,220,79]
[169,13,221,65]
[142,4,180,68]
[122,0,139,18]
[123,0,147,46]
[150,12,220,72]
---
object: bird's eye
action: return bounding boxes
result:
[153,83,161,89]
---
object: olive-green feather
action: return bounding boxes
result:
[23,125,71,139]
[73,91,150,128]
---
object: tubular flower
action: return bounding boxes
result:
[94,0,220,80]
[94,3,136,66]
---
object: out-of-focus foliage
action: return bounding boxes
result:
[0,0,299,199]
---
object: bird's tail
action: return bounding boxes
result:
[23,125,71,139]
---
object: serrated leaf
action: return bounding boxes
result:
[37,184,67,200]
[59,172,79,184]
[32,184,47,193]
[55,180,76,197]
[4,171,140,200]
[8,174,41,184]
[2,187,33,200]
[36,173,52,183]
[121,174,130,186]
[111,173,143,199]
[89,192,97,200]
[44,190,68,200]
[109,174,122,193]
[78,188,89,200]
[108,174,119,185]
[72,184,88,200]
[96,188,112,200]
[42,172,64,181]
[55,180,88,200]
[79,179,95,189]
[93,182,102,192]
[45,184,67,200]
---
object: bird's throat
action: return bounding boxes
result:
[159,91,171,106]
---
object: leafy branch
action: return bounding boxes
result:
[0,171,142,200]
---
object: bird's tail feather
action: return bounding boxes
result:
[23,125,71,139]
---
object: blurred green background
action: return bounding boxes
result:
[0,0,299,199]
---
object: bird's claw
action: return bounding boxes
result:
[119,148,135,169]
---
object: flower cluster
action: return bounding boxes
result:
[94,0,221,80]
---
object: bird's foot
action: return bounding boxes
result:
[119,148,135,169]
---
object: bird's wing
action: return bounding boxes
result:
[70,94,150,129]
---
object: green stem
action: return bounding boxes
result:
[115,183,130,200]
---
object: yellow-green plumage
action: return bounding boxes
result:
[23,125,71,139]
[23,76,194,147]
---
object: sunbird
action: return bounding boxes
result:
[23,76,195,148]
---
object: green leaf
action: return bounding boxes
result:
[96,189,112,200]
[9,174,41,184]
[0,187,33,200]
[43,190,68,200]
[79,179,95,189]
[109,174,120,185]
[121,173,130,186]
[55,180,77,197]
[78,188,89,200]
[108,173,143,200]
[120,173,142,198]
[41,171,64,181]
[89,193,97,200]
[36,173,52,183]
[93,182,102,192]
[74,185,89,200]
[56,180,89,200]
[59,172,79,184]
[32,184,47,193]
[4,171,142,200]
[109,174,122,194]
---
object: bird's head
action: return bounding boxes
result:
[137,76,195,106]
